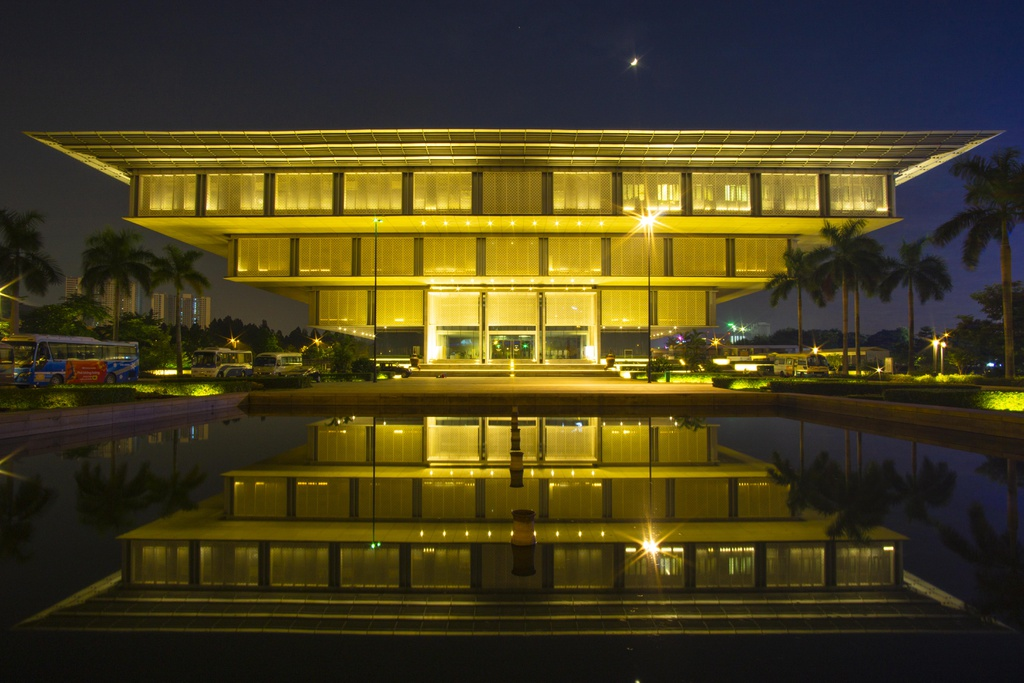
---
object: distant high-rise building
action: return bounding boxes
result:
[98,280,138,318]
[64,276,81,299]
[64,276,137,318]
[179,293,212,329]
[150,292,167,322]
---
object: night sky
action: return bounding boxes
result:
[3,0,1022,336]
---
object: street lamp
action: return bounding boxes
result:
[372,217,382,383]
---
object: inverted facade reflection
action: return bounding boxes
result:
[121,415,903,593]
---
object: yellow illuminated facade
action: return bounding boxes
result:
[28,129,999,365]
[121,416,904,592]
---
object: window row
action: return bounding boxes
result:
[312,418,717,464]
[135,171,889,217]
[227,475,787,520]
[128,540,897,590]
[234,235,788,278]
[312,289,712,328]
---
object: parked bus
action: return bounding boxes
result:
[771,352,831,377]
[252,352,321,380]
[0,334,140,387]
[191,347,253,378]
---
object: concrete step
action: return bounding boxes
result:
[22,587,1007,635]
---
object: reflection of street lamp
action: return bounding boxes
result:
[372,217,382,383]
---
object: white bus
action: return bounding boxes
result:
[191,347,253,378]
[771,352,831,377]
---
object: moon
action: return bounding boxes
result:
[630,57,638,67]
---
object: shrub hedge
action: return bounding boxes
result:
[0,380,254,411]
[766,380,907,396]
[0,386,137,411]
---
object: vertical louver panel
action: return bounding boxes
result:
[137,174,196,215]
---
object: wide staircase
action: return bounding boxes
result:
[412,361,616,378]
[21,579,1006,635]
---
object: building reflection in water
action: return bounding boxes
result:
[121,413,902,592]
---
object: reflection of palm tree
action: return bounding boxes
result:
[974,457,1020,558]
[1,475,54,562]
[886,453,957,523]
[149,465,205,516]
[148,430,206,515]
[939,503,1023,628]
[769,450,830,516]
[814,459,897,541]
[770,450,898,540]
[75,461,154,533]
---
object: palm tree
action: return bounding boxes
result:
[932,148,1024,378]
[151,245,211,375]
[81,227,155,341]
[764,246,823,352]
[878,237,953,371]
[0,209,62,334]
[810,218,885,374]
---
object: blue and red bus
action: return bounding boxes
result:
[0,334,140,387]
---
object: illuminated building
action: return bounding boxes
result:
[149,292,166,321]
[115,417,906,593]
[65,275,137,317]
[28,129,998,366]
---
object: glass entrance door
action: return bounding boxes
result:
[489,334,535,361]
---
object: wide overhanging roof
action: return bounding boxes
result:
[26,129,1000,186]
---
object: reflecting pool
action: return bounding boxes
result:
[2,408,1021,679]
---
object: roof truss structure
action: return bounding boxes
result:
[27,129,1001,185]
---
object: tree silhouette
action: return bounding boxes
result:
[81,227,154,341]
[810,219,885,373]
[932,148,1024,378]
[151,245,210,375]
[0,209,62,334]
[885,451,957,523]
[770,449,899,540]
[878,237,953,371]
[939,503,1023,628]
[147,429,206,516]
[74,460,155,534]
[0,474,54,562]
[764,246,824,352]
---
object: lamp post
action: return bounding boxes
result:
[372,217,382,383]
[639,210,655,383]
